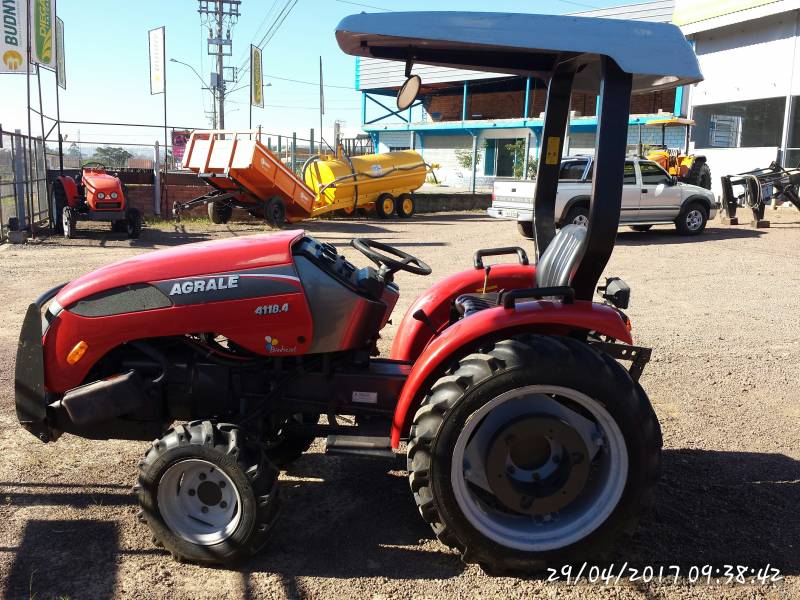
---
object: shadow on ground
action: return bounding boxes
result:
[2,448,798,597]
[615,225,767,246]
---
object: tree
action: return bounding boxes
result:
[503,139,537,179]
[89,146,133,168]
[66,142,81,159]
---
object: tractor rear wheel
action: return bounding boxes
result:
[408,335,661,574]
[62,206,76,239]
[376,193,395,219]
[135,420,281,565]
[264,196,286,228]
[51,181,66,233]
[396,193,415,218]
[208,201,233,224]
[126,207,142,239]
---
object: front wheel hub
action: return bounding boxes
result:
[485,416,590,515]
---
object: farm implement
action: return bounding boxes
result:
[175,130,432,226]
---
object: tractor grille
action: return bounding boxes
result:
[95,201,123,210]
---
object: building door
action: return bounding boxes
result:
[484,138,525,177]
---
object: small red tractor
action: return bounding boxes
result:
[51,162,142,239]
[15,13,701,573]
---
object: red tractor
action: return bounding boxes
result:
[51,162,142,239]
[15,13,701,572]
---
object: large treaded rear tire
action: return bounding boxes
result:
[135,420,280,565]
[407,334,661,574]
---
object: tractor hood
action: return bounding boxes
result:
[83,171,123,195]
[55,229,305,308]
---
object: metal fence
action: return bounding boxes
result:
[1,130,48,242]
[44,140,177,172]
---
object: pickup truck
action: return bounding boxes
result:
[488,155,719,237]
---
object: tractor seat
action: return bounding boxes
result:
[454,224,587,317]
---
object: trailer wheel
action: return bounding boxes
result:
[265,196,286,229]
[396,193,415,218]
[135,421,281,565]
[517,221,534,239]
[208,201,233,224]
[51,181,66,233]
[376,193,395,219]
[126,207,142,239]
[408,335,661,574]
[62,206,76,239]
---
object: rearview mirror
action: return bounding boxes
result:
[670,175,678,186]
[397,75,421,111]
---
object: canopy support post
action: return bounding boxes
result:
[572,57,632,301]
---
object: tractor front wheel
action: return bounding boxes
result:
[135,421,281,565]
[408,335,661,574]
[126,207,142,239]
[51,182,66,233]
[62,206,76,239]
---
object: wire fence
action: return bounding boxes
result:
[1,130,48,242]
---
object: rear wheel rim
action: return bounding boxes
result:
[686,209,703,231]
[572,214,589,227]
[157,458,242,546]
[450,385,628,552]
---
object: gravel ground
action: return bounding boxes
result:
[1,210,799,599]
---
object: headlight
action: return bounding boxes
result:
[110,192,118,199]
[97,192,106,199]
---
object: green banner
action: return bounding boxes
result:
[32,0,55,67]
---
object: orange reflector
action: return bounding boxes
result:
[626,318,633,332]
[67,341,88,365]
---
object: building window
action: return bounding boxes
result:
[484,138,526,177]
[692,97,785,149]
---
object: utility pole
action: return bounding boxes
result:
[198,0,240,130]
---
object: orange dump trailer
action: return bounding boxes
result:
[177,130,432,226]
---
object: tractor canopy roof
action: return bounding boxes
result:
[335,11,702,93]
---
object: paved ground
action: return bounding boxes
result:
[1,210,799,599]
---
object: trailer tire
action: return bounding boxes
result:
[265,196,286,229]
[408,334,661,575]
[208,201,233,224]
[126,208,142,239]
[517,221,534,239]
[376,193,395,219]
[135,421,281,565]
[396,193,415,218]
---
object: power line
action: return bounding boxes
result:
[265,73,353,90]
[334,0,392,11]
[236,0,298,83]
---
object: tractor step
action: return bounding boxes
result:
[325,435,395,459]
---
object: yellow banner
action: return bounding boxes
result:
[251,45,264,108]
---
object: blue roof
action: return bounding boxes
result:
[336,11,702,93]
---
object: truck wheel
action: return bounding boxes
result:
[564,205,589,227]
[263,413,319,467]
[396,193,415,218]
[62,206,76,239]
[517,221,534,239]
[376,193,395,219]
[408,335,661,574]
[126,207,142,239]
[51,181,66,233]
[208,201,233,224]
[675,201,707,235]
[265,196,286,228]
[135,421,281,565]
[629,225,652,232]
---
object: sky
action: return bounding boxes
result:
[0,0,624,149]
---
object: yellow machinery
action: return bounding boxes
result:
[180,130,432,225]
[641,117,711,189]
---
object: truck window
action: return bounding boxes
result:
[640,161,672,185]
[624,162,636,185]
[559,160,588,180]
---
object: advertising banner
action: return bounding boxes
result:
[149,26,165,95]
[56,16,65,88]
[0,0,28,73]
[251,44,263,108]
[31,0,55,67]
[171,130,190,165]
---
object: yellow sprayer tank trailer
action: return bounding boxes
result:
[175,130,432,226]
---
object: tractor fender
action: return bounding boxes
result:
[558,195,590,226]
[391,299,632,447]
[390,262,537,362]
[55,176,79,207]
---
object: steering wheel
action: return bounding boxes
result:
[351,238,432,276]
[82,161,107,171]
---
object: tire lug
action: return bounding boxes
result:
[201,506,209,513]
[220,501,228,509]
